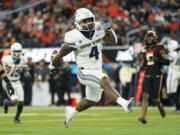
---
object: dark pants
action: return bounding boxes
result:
[142,75,163,99]
[57,85,71,105]
[122,83,131,100]
[24,83,32,106]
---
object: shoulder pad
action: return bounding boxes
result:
[21,56,27,64]
[64,29,79,43]
[64,29,79,48]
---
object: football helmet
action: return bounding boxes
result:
[144,30,158,45]
[167,40,179,52]
[74,8,95,31]
[10,42,22,59]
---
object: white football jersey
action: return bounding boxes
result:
[168,50,180,70]
[2,55,28,80]
[64,22,105,70]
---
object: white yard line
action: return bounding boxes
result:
[0,115,179,124]
[8,106,175,110]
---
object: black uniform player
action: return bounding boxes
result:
[139,31,169,124]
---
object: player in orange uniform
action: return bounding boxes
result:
[139,31,170,124]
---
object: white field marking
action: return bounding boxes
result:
[5,106,175,110]
[0,112,109,117]
[0,107,176,117]
[0,113,38,117]
[0,115,179,124]
[104,128,115,131]
[5,134,23,135]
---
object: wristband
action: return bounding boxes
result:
[0,69,5,76]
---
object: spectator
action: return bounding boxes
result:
[119,61,136,99]
[0,0,179,47]
[22,57,35,106]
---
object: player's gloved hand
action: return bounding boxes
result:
[49,64,57,75]
[100,18,112,31]
[7,84,14,96]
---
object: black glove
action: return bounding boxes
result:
[100,18,112,31]
[49,68,58,75]
[3,76,15,96]
[7,84,14,96]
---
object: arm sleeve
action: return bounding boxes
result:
[157,59,170,65]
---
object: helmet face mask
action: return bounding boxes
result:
[10,42,22,59]
[74,8,95,32]
[12,50,22,58]
[144,31,157,46]
[80,17,95,31]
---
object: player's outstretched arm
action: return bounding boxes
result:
[52,43,76,67]
[103,30,117,44]
[100,18,117,44]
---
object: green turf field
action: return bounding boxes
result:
[0,106,179,135]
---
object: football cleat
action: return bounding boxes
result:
[3,99,9,114]
[138,117,147,124]
[64,106,74,128]
[14,117,21,123]
[122,97,135,113]
[159,107,166,118]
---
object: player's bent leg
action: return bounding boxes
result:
[100,76,134,113]
[14,101,24,123]
[153,99,166,118]
[153,75,166,118]
[76,98,97,112]
[139,92,149,124]
[138,117,147,124]
[13,82,24,123]
[3,99,9,114]
[64,98,96,128]
[3,99,17,114]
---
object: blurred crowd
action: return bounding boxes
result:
[0,0,179,48]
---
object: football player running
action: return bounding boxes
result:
[49,8,134,128]
[166,40,180,112]
[139,31,170,124]
[2,42,29,123]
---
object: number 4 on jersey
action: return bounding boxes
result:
[89,46,99,60]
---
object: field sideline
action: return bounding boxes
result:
[0,106,180,135]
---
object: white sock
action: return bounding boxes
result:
[72,107,79,117]
[116,97,127,107]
